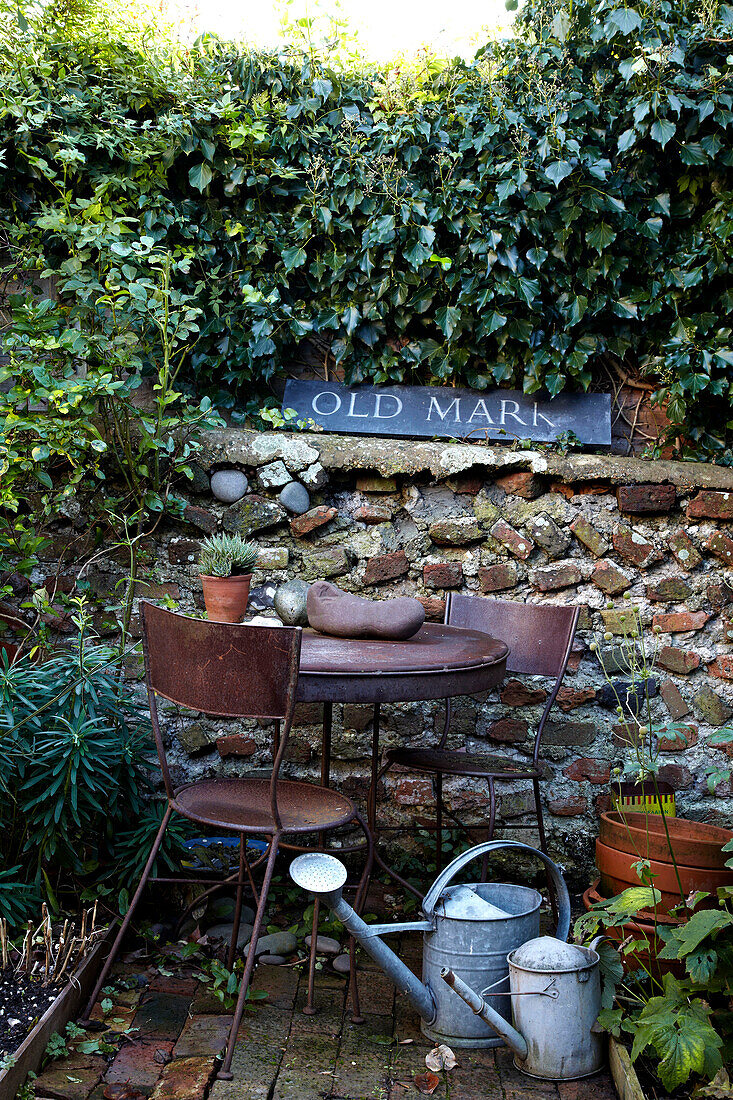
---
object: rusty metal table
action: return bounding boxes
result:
[296,623,509,863]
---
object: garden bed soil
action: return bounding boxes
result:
[0,928,112,1099]
[0,971,59,1057]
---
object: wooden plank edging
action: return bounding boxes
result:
[609,1037,646,1100]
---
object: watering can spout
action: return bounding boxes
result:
[440,968,529,1061]
[289,854,438,1025]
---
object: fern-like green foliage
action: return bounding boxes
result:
[198,533,259,577]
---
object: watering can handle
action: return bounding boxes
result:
[421,840,571,941]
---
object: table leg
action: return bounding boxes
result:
[368,703,380,835]
[321,702,332,789]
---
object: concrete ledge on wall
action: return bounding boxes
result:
[197,430,733,492]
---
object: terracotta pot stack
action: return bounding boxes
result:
[596,811,733,912]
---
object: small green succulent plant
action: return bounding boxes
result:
[198,534,259,577]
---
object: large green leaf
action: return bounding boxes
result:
[188,162,213,192]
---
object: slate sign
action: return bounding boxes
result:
[282,380,612,446]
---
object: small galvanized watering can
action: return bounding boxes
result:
[442,934,605,1080]
[289,839,571,1051]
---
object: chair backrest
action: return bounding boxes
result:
[140,602,301,810]
[447,594,578,678]
[141,601,301,719]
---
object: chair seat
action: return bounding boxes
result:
[386,747,539,779]
[173,778,356,834]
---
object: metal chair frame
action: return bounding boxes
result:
[382,593,580,872]
[82,602,372,1081]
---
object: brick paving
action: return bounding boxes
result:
[32,937,618,1100]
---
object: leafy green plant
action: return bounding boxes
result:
[198,534,260,578]
[577,841,733,1093]
[1,0,732,462]
[0,608,184,923]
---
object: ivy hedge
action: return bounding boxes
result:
[2,0,733,458]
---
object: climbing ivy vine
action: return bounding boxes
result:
[2,0,733,458]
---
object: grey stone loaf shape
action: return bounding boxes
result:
[306,581,425,640]
[278,481,310,514]
[274,579,310,626]
[210,468,249,503]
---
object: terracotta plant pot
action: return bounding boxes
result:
[600,812,732,871]
[199,574,252,623]
[596,834,733,913]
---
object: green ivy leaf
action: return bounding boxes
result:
[545,161,573,187]
[188,162,213,192]
[650,119,676,148]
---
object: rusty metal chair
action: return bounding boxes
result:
[383,594,579,871]
[82,602,372,1081]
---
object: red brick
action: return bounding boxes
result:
[449,474,484,494]
[652,611,711,633]
[658,763,695,789]
[478,563,519,592]
[106,1040,176,1089]
[617,483,676,513]
[556,686,596,712]
[417,595,446,621]
[150,1056,216,1100]
[591,560,632,595]
[687,489,733,520]
[669,529,702,570]
[216,734,256,757]
[168,538,202,565]
[290,505,337,537]
[363,549,409,585]
[423,562,463,589]
[183,503,219,534]
[645,576,691,601]
[488,717,528,743]
[563,758,611,784]
[660,680,691,719]
[569,516,609,556]
[500,679,547,707]
[708,656,733,681]
[392,777,434,805]
[657,645,701,674]
[548,795,587,816]
[658,726,697,751]
[530,562,582,591]
[354,503,391,524]
[612,527,661,568]
[489,519,535,559]
[705,531,733,563]
[595,793,614,816]
[494,471,544,499]
[708,580,733,609]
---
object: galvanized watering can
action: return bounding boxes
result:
[442,934,605,1080]
[289,840,572,1053]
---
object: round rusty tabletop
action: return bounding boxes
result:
[296,623,508,704]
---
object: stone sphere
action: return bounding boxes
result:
[274,579,310,626]
[278,481,310,515]
[210,468,249,504]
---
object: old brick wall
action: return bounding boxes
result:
[51,432,733,883]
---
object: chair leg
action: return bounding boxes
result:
[533,777,558,926]
[81,804,173,1022]
[533,777,548,854]
[480,779,497,882]
[348,811,374,1024]
[435,771,443,873]
[303,896,320,1016]
[218,836,279,1080]
[227,834,247,971]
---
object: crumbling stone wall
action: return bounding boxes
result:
[47,431,733,883]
